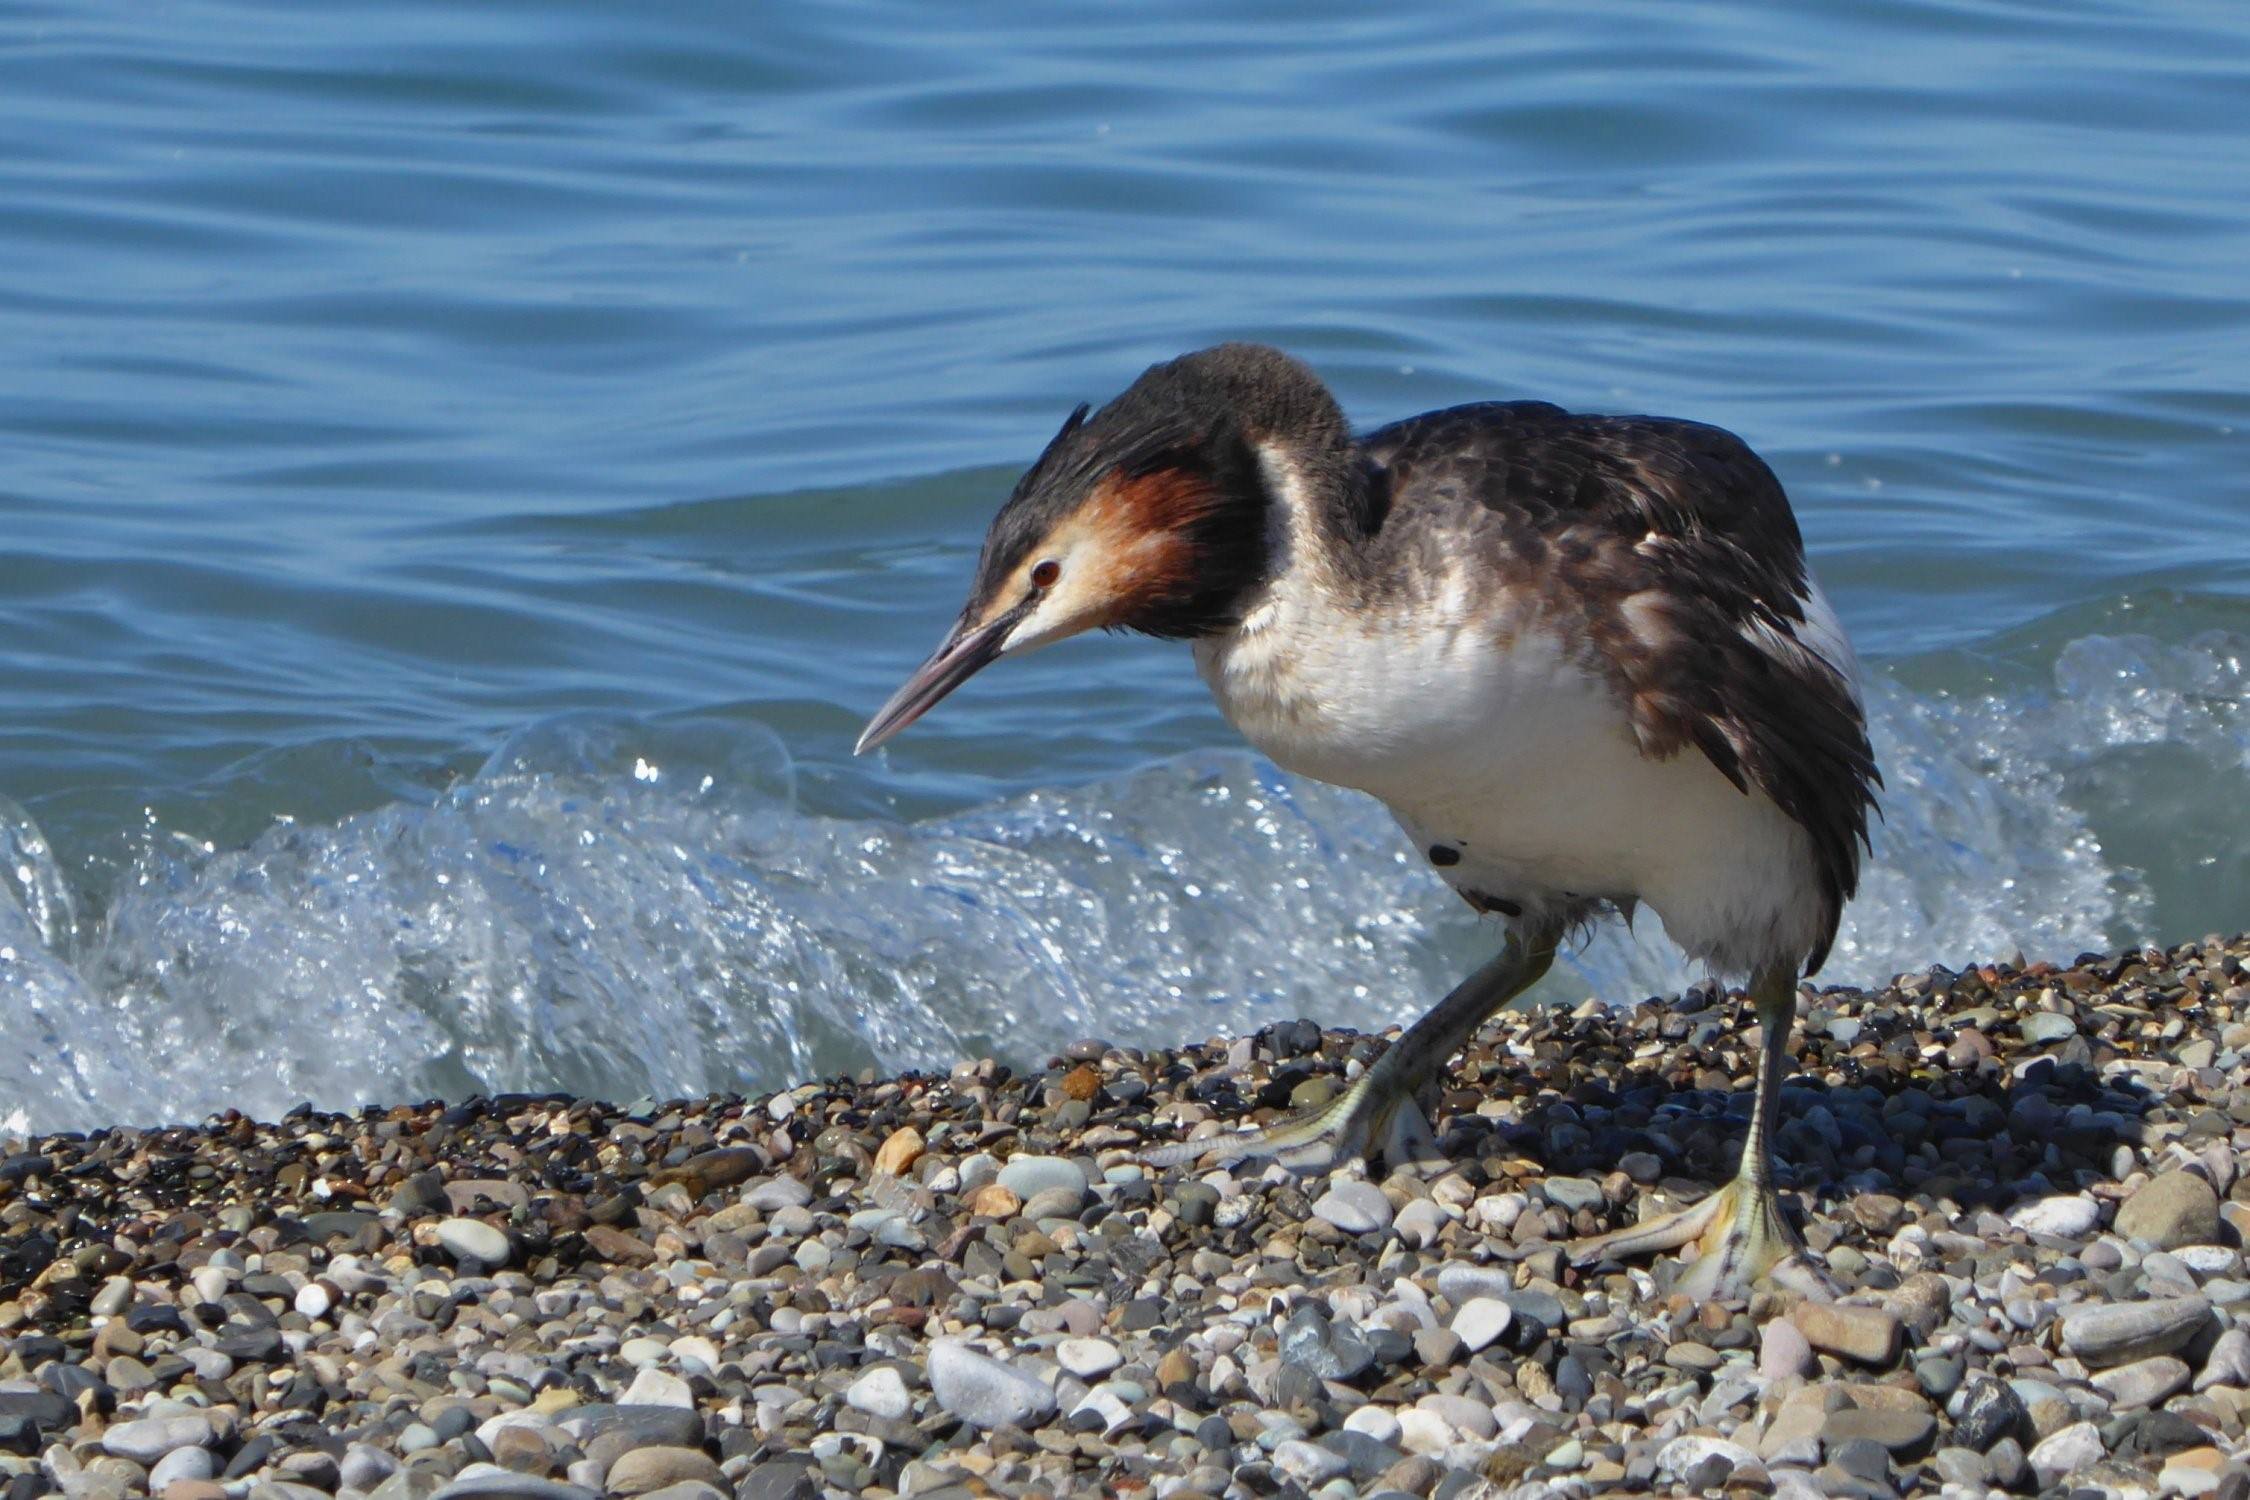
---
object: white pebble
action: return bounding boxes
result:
[621,1366,695,1409]
[845,1365,913,1421]
[928,1339,1057,1430]
[1313,1180,1393,1234]
[1057,1337,1122,1380]
[2007,1194,2100,1239]
[1450,1296,1514,1353]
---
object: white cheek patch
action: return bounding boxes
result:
[999,540,1111,655]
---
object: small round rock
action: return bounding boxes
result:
[846,1365,913,1421]
[1314,1180,1394,1234]
[1057,1337,1123,1380]
[434,1217,512,1268]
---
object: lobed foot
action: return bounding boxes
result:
[1569,1176,1839,1301]
[1143,1072,1447,1175]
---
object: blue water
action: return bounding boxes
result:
[3,0,2248,1131]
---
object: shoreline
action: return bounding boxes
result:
[2,936,2248,1499]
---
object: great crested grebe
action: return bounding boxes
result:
[858,344,1878,1298]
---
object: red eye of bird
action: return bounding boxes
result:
[1031,559,1061,589]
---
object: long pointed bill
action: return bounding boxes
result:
[855,610,1019,754]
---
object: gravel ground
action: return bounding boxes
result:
[7,936,2250,1500]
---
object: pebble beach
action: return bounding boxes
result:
[7,937,2250,1500]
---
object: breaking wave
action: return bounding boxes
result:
[3,630,2242,1135]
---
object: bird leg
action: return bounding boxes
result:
[1143,928,1557,1174]
[1569,964,1838,1299]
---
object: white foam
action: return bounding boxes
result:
[0,630,2241,1134]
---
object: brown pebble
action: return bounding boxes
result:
[1060,1064,1102,1101]
[1156,1347,1195,1388]
[1792,1302,1902,1365]
[966,1184,1022,1218]
[873,1125,926,1177]
[582,1224,659,1266]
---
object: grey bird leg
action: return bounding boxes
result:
[1568,963,1839,1299]
[1144,925,1558,1174]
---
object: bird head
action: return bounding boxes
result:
[856,347,1319,754]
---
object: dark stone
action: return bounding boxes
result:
[5,1472,54,1500]
[144,1356,192,1389]
[1952,1378,2028,1451]
[1812,1468,1900,1500]
[1274,1362,1324,1409]
[221,1291,279,1326]
[1831,1436,1893,1482]
[278,1372,327,1412]
[1987,1437,2029,1490]
[2117,1409,2214,1459]
[1555,1353,1593,1406]
[1427,844,1460,867]
[38,1365,111,1414]
[224,1435,277,1480]
[390,1169,449,1218]
[1363,1327,1413,1368]
[1120,1297,1166,1332]
[1270,1018,1322,1058]
[1684,1454,1735,1492]
[0,1153,50,1185]
[1319,1429,1406,1479]
[0,1391,76,1434]
[554,1403,704,1450]
[216,1324,285,1363]
[301,1210,379,1241]
[1915,1356,1963,1402]
[126,1304,190,1337]
[735,1458,820,1500]
[6,1336,63,1370]
[0,1232,56,1283]
[1502,1289,1566,1342]
[0,1417,37,1457]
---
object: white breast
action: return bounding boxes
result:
[1194,445,1831,975]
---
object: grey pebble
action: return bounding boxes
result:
[1313,1179,1394,1234]
[928,1338,1058,1429]
[432,1216,511,1268]
[2059,1295,2212,1366]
